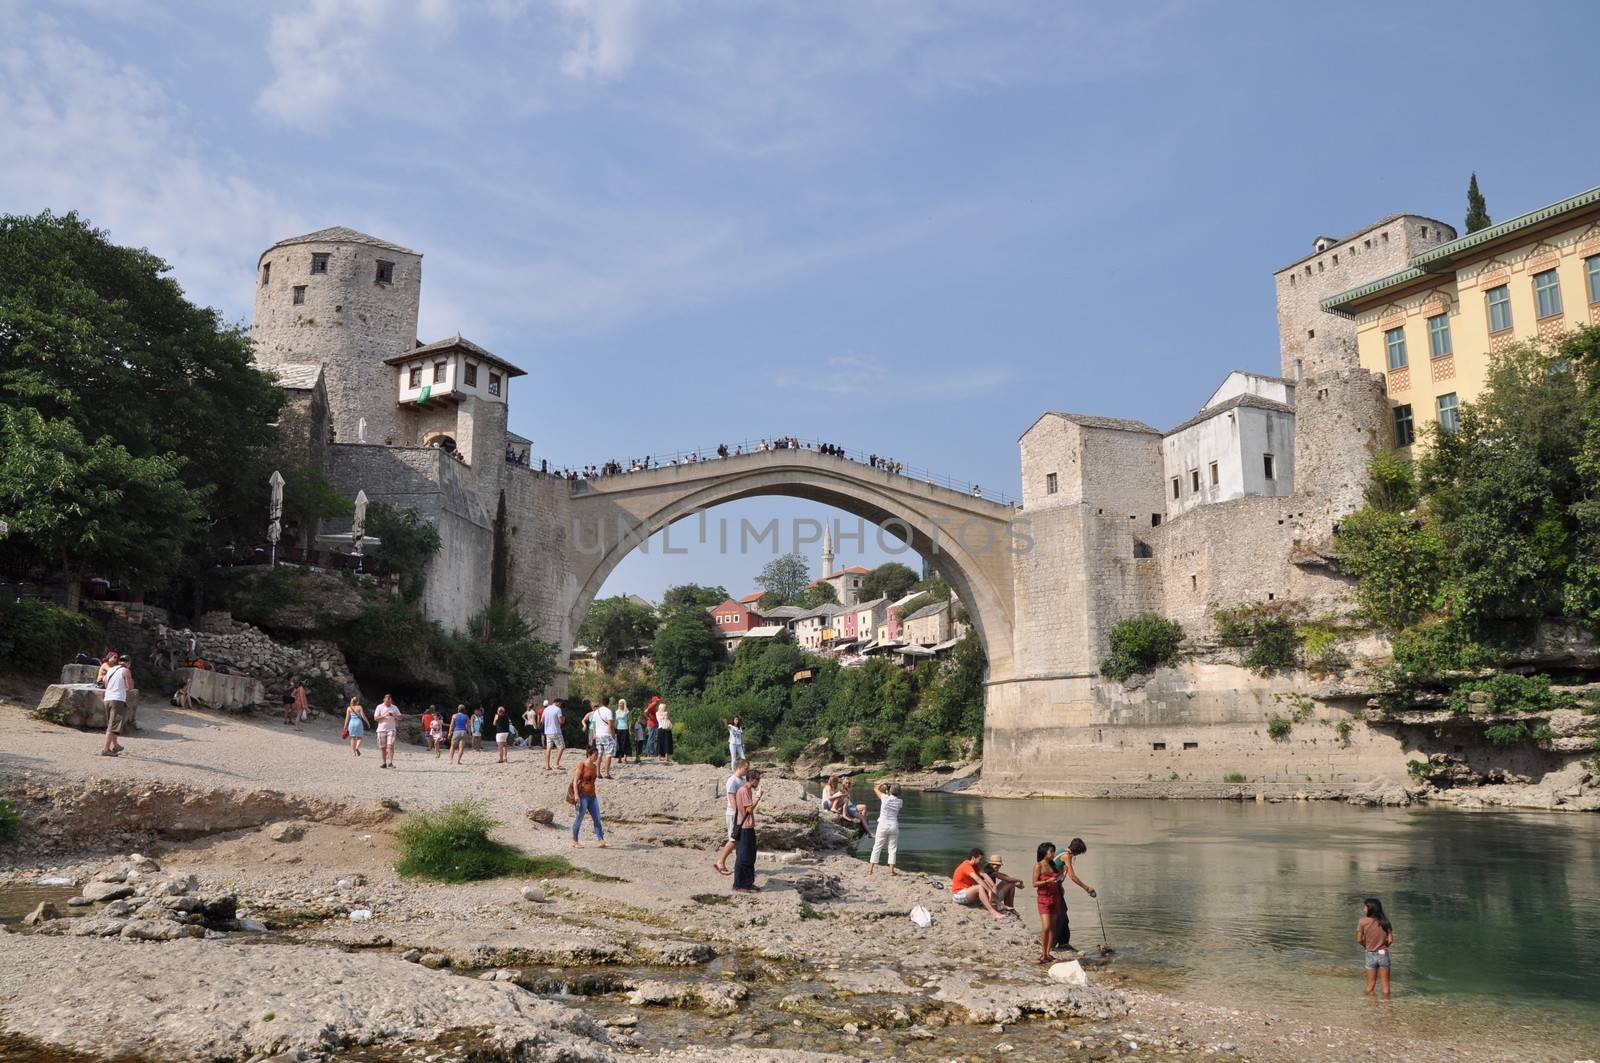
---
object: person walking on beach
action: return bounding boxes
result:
[950,848,1008,920]
[448,704,470,764]
[568,745,607,848]
[541,699,566,771]
[374,695,401,769]
[1358,897,1396,999]
[290,680,309,733]
[630,704,645,764]
[868,780,903,875]
[344,697,370,757]
[1033,842,1066,963]
[1048,838,1096,952]
[655,700,674,761]
[726,715,744,766]
[712,759,749,876]
[732,769,765,892]
[585,700,616,778]
[469,707,483,751]
[428,708,446,758]
[100,655,134,757]
[523,701,543,749]
[492,705,512,763]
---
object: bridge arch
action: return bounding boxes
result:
[562,450,1017,680]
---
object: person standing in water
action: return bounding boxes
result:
[1050,837,1096,953]
[1358,897,1395,998]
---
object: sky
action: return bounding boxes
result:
[5,0,1600,602]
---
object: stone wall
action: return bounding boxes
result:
[1273,214,1455,379]
[251,234,423,448]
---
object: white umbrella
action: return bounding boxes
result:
[267,470,284,565]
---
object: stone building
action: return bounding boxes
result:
[1322,184,1600,450]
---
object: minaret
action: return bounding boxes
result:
[821,524,835,579]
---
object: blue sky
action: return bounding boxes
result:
[5,0,1599,602]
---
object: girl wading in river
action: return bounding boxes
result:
[1033,842,1065,963]
[1358,897,1396,998]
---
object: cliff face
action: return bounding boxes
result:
[979,625,1600,812]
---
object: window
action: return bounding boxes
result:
[260,261,270,286]
[1421,226,1429,238]
[1208,461,1218,486]
[1393,404,1415,447]
[1151,742,1166,751]
[1533,269,1563,319]
[291,285,306,305]
[1437,392,1460,434]
[1588,254,1600,304]
[488,372,501,397]
[1263,453,1276,480]
[1384,326,1407,370]
[1151,513,1162,528]
[464,362,478,387]
[1382,231,1389,243]
[1182,741,1199,750]
[430,361,445,384]
[1486,284,1512,333]
[1427,312,1452,358]
[1045,472,1058,495]
[310,253,329,275]
[408,365,422,389]
[1190,469,1200,493]
[1307,328,1315,339]
[1332,254,1339,265]
[1171,477,1180,500]
[375,260,395,284]
[1289,275,1296,287]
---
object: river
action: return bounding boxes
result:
[845,790,1600,1056]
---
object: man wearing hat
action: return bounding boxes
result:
[101,655,135,757]
[983,854,1022,912]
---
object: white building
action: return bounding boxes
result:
[1161,371,1296,520]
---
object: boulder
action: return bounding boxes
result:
[1047,960,1090,986]
[128,854,161,873]
[80,881,135,903]
[33,684,139,731]
[526,808,556,826]
[626,979,747,1016]
[59,664,99,684]
[520,885,547,903]
[794,872,843,903]
[267,821,307,843]
[121,918,195,942]
[22,902,60,927]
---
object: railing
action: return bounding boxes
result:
[551,436,1021,507]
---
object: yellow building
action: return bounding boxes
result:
[1323,185,1600,450]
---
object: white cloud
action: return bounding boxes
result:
[0,13,298,320]
[556,0,645,80]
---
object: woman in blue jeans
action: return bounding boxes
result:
[568,745,606,848]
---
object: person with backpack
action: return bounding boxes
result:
[1358,897,1396,998]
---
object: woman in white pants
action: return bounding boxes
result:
[868,780,904,875]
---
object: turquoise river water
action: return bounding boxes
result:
[847,791,1600,1057]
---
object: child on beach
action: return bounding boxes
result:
[1358,897,1395,998]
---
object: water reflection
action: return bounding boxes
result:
[847,792,1600,1051]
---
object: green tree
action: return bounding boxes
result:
[755,551,811,605]
[277,453,351,552]
[793,581,838,609]
[0,211,283,591]
[660,583,730,614]
[652,605,723,694]
[1464,173,1492,234]
[366,503,442,602]
[577,596,660,668]
[0,407,204,607]
[858,561,918,603]
[1099,614,1185,682]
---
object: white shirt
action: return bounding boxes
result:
[725,773,743,809]
[375,703,400,730]
[103,665,131,702]
[878,794,904,830]
[541,705,563,735]
[593,705,615,735]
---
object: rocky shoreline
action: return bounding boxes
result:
[0,691,1579,1062]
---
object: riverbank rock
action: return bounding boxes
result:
[627,978,748,1015]
[33,684,138,732]
[1047,960,1090,986]
[794,872,843,902]
[21,902,60,927]
[931,972,1129,1024]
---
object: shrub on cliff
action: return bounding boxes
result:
[0,600,102,675]
[1100,614,1184,682]
[886,735,921,771]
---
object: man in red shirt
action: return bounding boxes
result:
[951,847,1008,919]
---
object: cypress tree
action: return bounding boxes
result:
[1465,173,1492,233]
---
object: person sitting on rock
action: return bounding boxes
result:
[983,854,1022,913]
[950,847,1008,920]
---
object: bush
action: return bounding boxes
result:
[395,799,584,883]
[0,798,19,844]
[1244,617,1301,675]
[885,735,921,771]
[1531,724,1559,744]
[1335,506,1449,630]
[1406,759,1431,782]
[1335,720,1353,744]
[919,734,951,765]
[1299,624,1350,675]
[1483,722,1532,747]
[776,735,806,764]
[1445,673,1574,716]
[1100,614,1185,682]
[0,600,103,675]
[1223,772,1247,784]
[1266,715,1292,741]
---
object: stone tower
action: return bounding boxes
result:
[252,227,423,447]
[1273,215,1455,380]
[821,524,835,579]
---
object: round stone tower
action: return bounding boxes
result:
[251,226,422,447]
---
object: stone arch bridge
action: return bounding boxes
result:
[561,448,1021,680]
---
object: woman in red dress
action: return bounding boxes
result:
[1033,841,1065,964]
